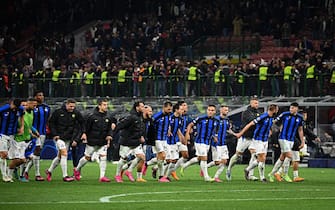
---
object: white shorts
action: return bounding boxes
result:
[292,151,300,162]
[119,145,145,159]
[152,140,167,154]
[236,137,254,153]
[84,145,108,157]
[166,144,179,160]
[56,139,70,151]
[252,140,268,154]
[177,141,188,152]
[212,145,229,161]
[8,140,29,159]
[278,139,294,153]
[36,135,46,147]
[0,134,11,152]
[195,142,210,157]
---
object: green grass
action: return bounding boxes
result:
[1,160,335,210]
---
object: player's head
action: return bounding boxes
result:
[249,95,259,109]
[34,90,44,104]
[173,103,184,116]
[178,100,188,114]
[268,104,278,117]
[289,102,299,115]
[143,105,153,119]
[207,104,216,117]
[9,98,22,109]
[220,105,229,117]
[163,101,173,114]
[27,97,38,110]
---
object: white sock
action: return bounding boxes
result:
[183,157,199,170]
[76,157,88,171]
[33,155,41,176]
[20,164,25,176]
[166,163,175,177]
[293,170,299,178]
[277,166,283,174]
[146,157,157,166]
[248,153,257,177]
[0,158,7,178]
[283,157,292,175]
[246,159,258,172]
[157,159,164,177]
[200,160,209,179]
[258,161,265,180]
[24,159,33,173]
[207,161,216,168]
[7,168,14,179]
[116,159,127,176]
[270,159,283,175]
[48,157,60,173]
[99,156,107,178]
[128,157,140,172]
[175,157,187,170]
[214,164,225,178]
[137,172,142,179]
[227,154,240,171]
[60,155,68,177]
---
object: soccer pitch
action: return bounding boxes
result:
[1,160,335,210]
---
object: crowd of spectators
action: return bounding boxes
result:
[0,0,335,99]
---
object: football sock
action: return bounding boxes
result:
[116,159,127,176]
[48,157,60,173]
[99,156,107,178]
[214,163,225,178]
[227,154,240,171]
[270,159,283,175]
[33,155,41,176]
[248,153,257,177]
[60,155,68,177]
[76,157,88,171]
[207,161,216,168]
[175,157,187,170]
[200,160,209,179]
[183,157,198,170]
[258,161,265,180]
[283,157,292,175]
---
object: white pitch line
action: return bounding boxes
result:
[1,197,335,205]
[0,189,332,205]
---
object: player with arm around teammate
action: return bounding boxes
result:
[235,104,279,182]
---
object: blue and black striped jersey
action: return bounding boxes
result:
[253,112,274,141]
[0,104,24,135]
[167,114,183,145]
[276,111,304,142]
[33,103,51,135]
[193,115,219,145]
[213,116,230,146]
[153,111,170,141]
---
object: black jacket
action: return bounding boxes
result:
[240,105,261,138]
[49,105,85,142]
[114,109,145,147]
[84,107,116,146]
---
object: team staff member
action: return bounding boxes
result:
[236,104,278,182]
[24,90,51,181]
[45,98,85,182]
[74,98,116,182]
[226,96,260,181]
[0,98,24,182]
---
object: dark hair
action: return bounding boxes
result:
[163,101,173,107]
[268,104,278,111]
[66,98,77,104]
[208,104,216,109]
[177,100,186,105]
[133,100,144,110]
[290,102,299,107]
[97,98,108,105]
[12,98,22,108]
[173,103,180,112]
[33,90,44,97]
